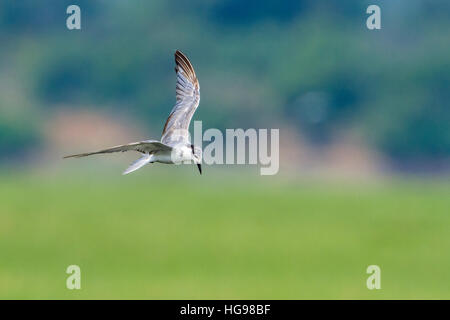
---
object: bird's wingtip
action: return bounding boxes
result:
[63,154,81,159]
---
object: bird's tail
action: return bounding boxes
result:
[123,154,154,175]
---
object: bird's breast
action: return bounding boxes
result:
[153,150,175,164]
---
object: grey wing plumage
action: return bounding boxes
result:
[161,50,200,146]
[63,140,172,158]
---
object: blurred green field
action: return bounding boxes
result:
[1,168,449,299]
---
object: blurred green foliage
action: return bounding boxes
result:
[1,171,449,298]
[0,117,39,160]
[0,0,448,166]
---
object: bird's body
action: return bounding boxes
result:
[149,144,200,165]
[64,50,202,175]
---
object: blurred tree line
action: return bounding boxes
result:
[0,0,448,167]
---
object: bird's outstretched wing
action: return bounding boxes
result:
[161,50,200,146]
[63,140,172,158]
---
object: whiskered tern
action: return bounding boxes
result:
[64,50,202,175]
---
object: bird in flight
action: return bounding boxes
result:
[64,50,202,175]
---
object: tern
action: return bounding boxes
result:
[64,50,202,175]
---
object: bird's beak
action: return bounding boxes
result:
[197,163,202,175]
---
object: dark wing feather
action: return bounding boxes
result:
[161,50,200,146]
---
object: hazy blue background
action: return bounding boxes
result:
[0,0,448,173]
